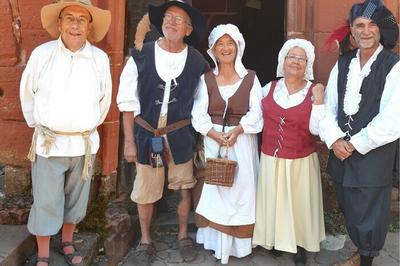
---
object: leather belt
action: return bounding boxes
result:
[135,116,191,136]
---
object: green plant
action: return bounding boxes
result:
[324,208,346,235]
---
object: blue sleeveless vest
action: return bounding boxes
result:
[327,49,399,187]
[131,42,208,165]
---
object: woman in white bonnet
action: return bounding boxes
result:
[191,24,263,264]
[253,38,326,265]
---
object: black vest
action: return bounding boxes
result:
[131,42,208,165]
[327,49,399,187]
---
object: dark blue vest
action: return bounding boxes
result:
[131,42,208,165]
[327,49,399,187]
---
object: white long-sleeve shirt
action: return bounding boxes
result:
[262,79,325,135]
[117,40,188,116]
[20,38,112,157]
[191,74,264,135]
[319,45,400,154]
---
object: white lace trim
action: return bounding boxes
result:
[343,58,363,116]
[343,45,383,116]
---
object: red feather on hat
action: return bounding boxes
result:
[326,22,350,48]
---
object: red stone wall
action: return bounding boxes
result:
[0,0,125,176]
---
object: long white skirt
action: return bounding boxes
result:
[253,152,325,253]
[196,124,259,264]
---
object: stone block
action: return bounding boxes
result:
[4,166,30,198]
[99,122,119,176]
[20,29,51,60]
[286,0,308,34]
[0,81,24,121]
[18,0,50,31]
[99,171,117,198]
[314,1,348,33]
[0,121,33,167]
[103,206,139,265]
[0,11,19,66]
[314,32,339,84]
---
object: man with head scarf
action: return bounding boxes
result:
[191,23,263,264]
[320,1,400,265]
[19,0,112,265]
[117,1,209,264]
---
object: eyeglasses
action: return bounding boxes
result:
[163,13,191,26]
[59,14,91,26]
[285,55,307,64]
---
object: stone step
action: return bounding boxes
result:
[0,225,35,266]
[24,232,99,266]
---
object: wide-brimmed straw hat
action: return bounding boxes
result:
[148,0,207,46]
[41,0,111,43]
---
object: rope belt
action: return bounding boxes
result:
[135,116,191,136]
[27,125,95,181]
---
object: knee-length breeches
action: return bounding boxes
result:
[335,183,392,257]
[28,155,95,236]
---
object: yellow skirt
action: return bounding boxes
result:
[253,152,325,253]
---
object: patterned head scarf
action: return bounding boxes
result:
[349,0,398,49]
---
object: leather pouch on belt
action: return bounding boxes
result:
[150,136,166,168]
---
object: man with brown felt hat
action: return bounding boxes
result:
[117,0,209,265]
[321,1,400,265]
[20,1,111,265]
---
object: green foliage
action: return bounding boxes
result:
[324,208,347,235]
[77,196,109,239]
[389,221,400,233]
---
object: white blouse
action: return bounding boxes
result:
[262,78,325,136]
[20,38,112,157]
[191,74,264,135]
[117,39,188,117]
[319,45,400,154]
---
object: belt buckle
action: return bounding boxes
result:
[156,127,167,136]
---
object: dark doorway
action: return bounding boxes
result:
[196,0,286,86]
[236,1,285,85]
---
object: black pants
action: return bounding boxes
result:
[335,183,392,257]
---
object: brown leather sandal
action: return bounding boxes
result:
[58,242,83,266]
[178,237,198,262]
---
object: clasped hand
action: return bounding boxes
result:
[332,139,355,161]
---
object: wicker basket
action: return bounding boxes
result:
[204,146,237,187]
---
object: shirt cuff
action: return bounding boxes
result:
[325,128,346,149]
[349,130,371,155]
[117,102,140,114]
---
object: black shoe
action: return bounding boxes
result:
[293,247,307,266]
[269,247,283,257]
[360,255,373,266]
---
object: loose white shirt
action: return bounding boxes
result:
[319,45,400,154]
[20,38,112,157]
[117,40,188,116]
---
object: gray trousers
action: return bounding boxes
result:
[28,155,95,236]
[335,182,392,257]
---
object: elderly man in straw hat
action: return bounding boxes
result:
[117,0,208,264]
[321,0,400,265]
[19,0,111,265]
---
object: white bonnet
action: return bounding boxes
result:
[276,38,315,80]
[207,24,248,78]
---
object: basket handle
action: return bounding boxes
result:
[216,108,230,159]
